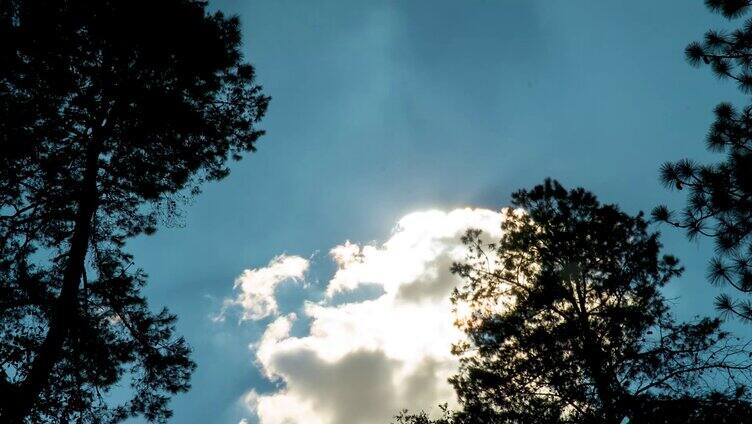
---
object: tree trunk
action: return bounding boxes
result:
[3,143,100,422]
[572,271,625,424]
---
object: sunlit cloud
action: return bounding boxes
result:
[218,254,309,322]
[227,208,504,424]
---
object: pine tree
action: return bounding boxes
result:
[398,180,752,424]
[653,0,752,322]
[0,0,269,421]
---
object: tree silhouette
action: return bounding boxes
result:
[0,0,269,422]
[397,180,752,424]
[628,391,752,423]
[653,0,752,322]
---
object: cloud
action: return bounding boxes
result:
[220,254,309,321]
[234,208,504,424]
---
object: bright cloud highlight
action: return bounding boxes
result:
[221,254,309,321]
[228,208,504,424]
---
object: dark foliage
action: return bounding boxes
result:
[0,0,269,422]
[654,0,752,322]
[629,390,752,423]
[393,405,452,424]
[397,180,752,424]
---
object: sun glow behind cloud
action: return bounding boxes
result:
[221,208,504,424]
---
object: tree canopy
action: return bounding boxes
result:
[0,0,269,421]
[654,0,752,322]
[398,180,752,424]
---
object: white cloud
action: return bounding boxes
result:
[236,208,504,424]
[220,254,309,321]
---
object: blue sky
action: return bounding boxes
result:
[125,1,747,422]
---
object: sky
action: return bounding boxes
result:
[124,1,749,422]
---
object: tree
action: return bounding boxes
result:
[397,180,752,424]
[628,391,752,423]
[0,0,269,422]
[393,405,452,424]
[653,0,752,321]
